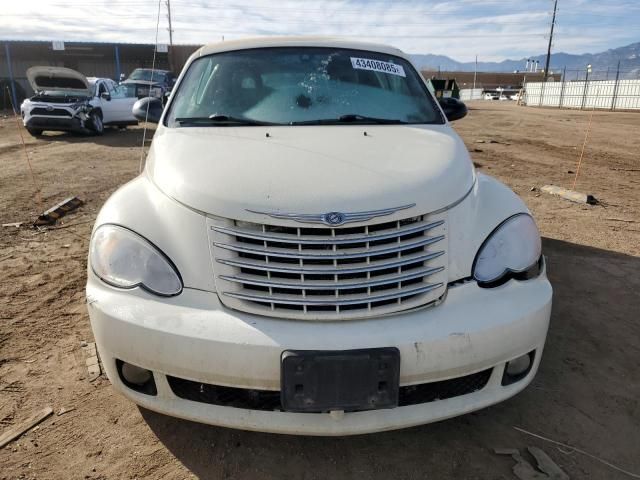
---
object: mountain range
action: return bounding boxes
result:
[411,42,640,80]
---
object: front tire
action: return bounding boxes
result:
[89,111,104,136]
[27,128,43,137]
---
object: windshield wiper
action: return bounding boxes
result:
[175,115,275,126]
[338,114,407,124]
[291,114,408,125]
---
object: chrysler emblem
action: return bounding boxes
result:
[323,212,346,225]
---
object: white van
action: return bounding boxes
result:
[87,37,552,435]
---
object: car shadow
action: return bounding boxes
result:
[33,124,155,148]
[138,237,640,479]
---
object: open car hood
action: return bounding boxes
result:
[26,66,91,95]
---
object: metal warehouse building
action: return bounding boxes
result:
[1,40,201,109]
[420,70,562,90]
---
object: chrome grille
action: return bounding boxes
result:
[208,212,448,320]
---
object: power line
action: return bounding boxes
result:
[26,0,640,14]
[139,0,163,173]
[0,14,554,27]
[4,11,640,30]
[24,1,556,16]
[2,16,639,32]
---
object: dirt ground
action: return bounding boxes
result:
[1,102,639,479]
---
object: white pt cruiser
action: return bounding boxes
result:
[87,37,552,435]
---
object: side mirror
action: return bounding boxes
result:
[101,92,111,101]
[132,97,163,123]
[438,97,468,122]
[162,91,171,107]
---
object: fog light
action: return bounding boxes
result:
[116,359,157,395]
[502,351,535,386]
[506,354,531,376]
[121,362,152,385]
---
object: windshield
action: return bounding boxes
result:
[129,69,168,83]
[166,47,443,126]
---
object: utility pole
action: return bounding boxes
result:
[611,60,621,110]
[166,0,175,72]
[543,0,558,81]
[473,55,477,99]
[581,64,592,109]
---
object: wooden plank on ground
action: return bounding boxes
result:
[0,406,53,449]
[541,185,598,205]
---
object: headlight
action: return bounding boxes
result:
[473,214,542,286]
[90,224,182,296]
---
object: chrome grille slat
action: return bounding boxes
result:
[211,219,444,245]
[247,204,415,224]
[208,211,448,320]
[216,250,444,274]
[214,235,444,260]
[223,284,443,306]
[219,266,444,290]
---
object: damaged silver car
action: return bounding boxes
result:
[21,66,138,137]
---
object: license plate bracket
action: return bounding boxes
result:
[280,348,400,413]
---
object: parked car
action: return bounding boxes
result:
[121,68,176,99]
[484,93,499,100]
[21,67,138,136]
[87,37,552,436]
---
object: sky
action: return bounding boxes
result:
[1,0,639,62]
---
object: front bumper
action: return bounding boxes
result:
[87,266,552,436]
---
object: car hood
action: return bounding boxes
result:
[146,125,475,221]
[26,66,91,96]
[122,79,161,87]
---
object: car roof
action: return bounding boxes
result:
[86,77,113,84]
[131,68,171,73]
[87,77,110,85]
[196,36,408,60]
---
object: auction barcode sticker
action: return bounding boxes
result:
[350,57,406,77]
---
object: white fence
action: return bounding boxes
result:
[459,88,483,101]
[524,79,640,111]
